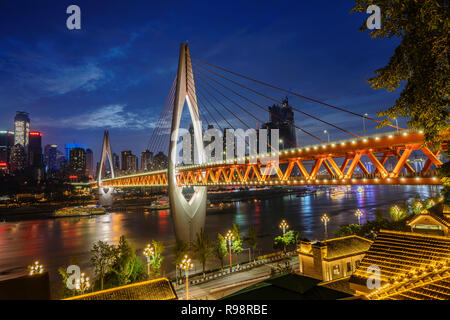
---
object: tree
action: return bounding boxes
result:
[245,226,258,261]
[389,205,409,222]
[106,236,146,287]
[191,228,213,278]
[273,230,297,252]
[333,224,362,237]
[373,208,385,221]
[437,148,450,204]
[90,240,118,290]
[351,1,449,148]
[172,238,189,280]
[214,233,228,270]
[231,223,243,254]
[148,240,165,279]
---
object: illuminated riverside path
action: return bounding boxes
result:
[0,184,441,296]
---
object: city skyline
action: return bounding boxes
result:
[0,1,405,164]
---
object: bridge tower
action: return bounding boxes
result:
[168,43,207,243]
[98,130,115,206]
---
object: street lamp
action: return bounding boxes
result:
[179,255,193,300]
[279,219,289,254]
[355,209,363,225]
[323,130,330,143]
[225,230,235,271]
[75,272,90,294]
[321,214,330,239]
[143,244,154,280]
[363,113,368,136]
[28,261,44,276]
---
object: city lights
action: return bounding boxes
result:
[179,255,194,300]
[321,214,330,239]
[225,230,235,271]
[143,244,155,280]
[355,209,363,225]
[28,261,44,276]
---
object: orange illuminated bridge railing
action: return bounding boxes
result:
[94,130,447,188]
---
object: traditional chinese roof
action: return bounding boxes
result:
[366,264,450,300]
[349,230,450,293]
[298,235,372,261]
[407,208,450,229]
[64,278,177,300]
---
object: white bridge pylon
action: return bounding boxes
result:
[98,130,115,206]
[168,43,207,243]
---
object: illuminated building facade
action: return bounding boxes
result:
[28,131,43,181]
[261,97,296,150]
[86,148,94,177]
[141,150,153,171]
[151,151,168,171]
[0,130,14,169]
[112,153,120,171]
[69,147,86,177]
[65,143,82,162]
[126,154,138,174]
[13,111,30,148]
[297,235,372,282]
[44,144,58,172]
[9,144,26,172]
[121,150,132,171]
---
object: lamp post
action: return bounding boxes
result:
[323,130,330,143]
[179,255,193,300]
[28,261,44,276]
[363,113,368,136]
[143,244,154,280]
[355,209,363,225]
[321,214,330,239]
[225,230,235,271]
[279,219,289,254]
[75,272,90,295]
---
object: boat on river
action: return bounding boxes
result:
[54,205,106,218]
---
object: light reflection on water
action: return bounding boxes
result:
[0,185,442,285]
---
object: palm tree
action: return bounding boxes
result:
[172,238,189,282]
[245,226,258,261]
[191,228,213,278]
[214,233,227,269]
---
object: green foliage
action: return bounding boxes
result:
[273,230,298,251]
[172,238,189,279]
[148,240,165,279]
[373,208,385,221]
[90,240,118,290]
[214,233,228,269]
[191,228,213,277]
[437,148,450,204]
[333,224,362,237]
[351,1,449,148]
[57,256,80,298]
[231,223,243,254]
[389,205,409,222]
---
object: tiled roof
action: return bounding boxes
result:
[65,278,177,300]
[367,265,450,300]
[322,235,373,260]
[349,230,450,291]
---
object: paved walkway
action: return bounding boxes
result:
[175,256,299,300]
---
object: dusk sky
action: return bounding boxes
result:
[0,1,404,163]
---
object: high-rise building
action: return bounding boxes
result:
[65,143,82,161]
[121,150,132,171]
[0,130,14,168]
[141,150,153,171]
[86,148,94,177]
[9,144,26,172]
[69,147,86,177]
[261,97,296,150]
[14,111,30,148]
[44,144,58,172]
[152,152,168,171]
[28,131,43,168]
[126,154,138,174]
[112,153,120,170]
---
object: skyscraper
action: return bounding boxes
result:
[44,144,58,172]
[28,131,43,168]
[9,144,26,172]
[86,148,94,177]
[65,143,82,161]
[126,154,138,174]
[121,150,132,171]
[141,150,153,171]
[14,111,30,148]
[261,97,297,150]
[112,153,120,171]
[69,147,86,177]
[0,130,14,167]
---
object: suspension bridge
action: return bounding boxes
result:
[92,43,447,241]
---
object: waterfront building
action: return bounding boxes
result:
[121,150,132,171]
[9,144,26,172]
[28,131,43,181]
[13,111,30,148]
[349,230,450,297]
[86,148,94,177]
[406,203,450,237]
[44,144,58,172]
[64,143,82,162]
[69,147,86,177]
[141,150,153,171]
[261,97,297,150]
[0,130,14,167]
[151,151,168,170]
[297,235,372,282]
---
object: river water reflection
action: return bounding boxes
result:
[0,185,442,288]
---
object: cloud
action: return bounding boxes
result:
[34,104,159,130]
